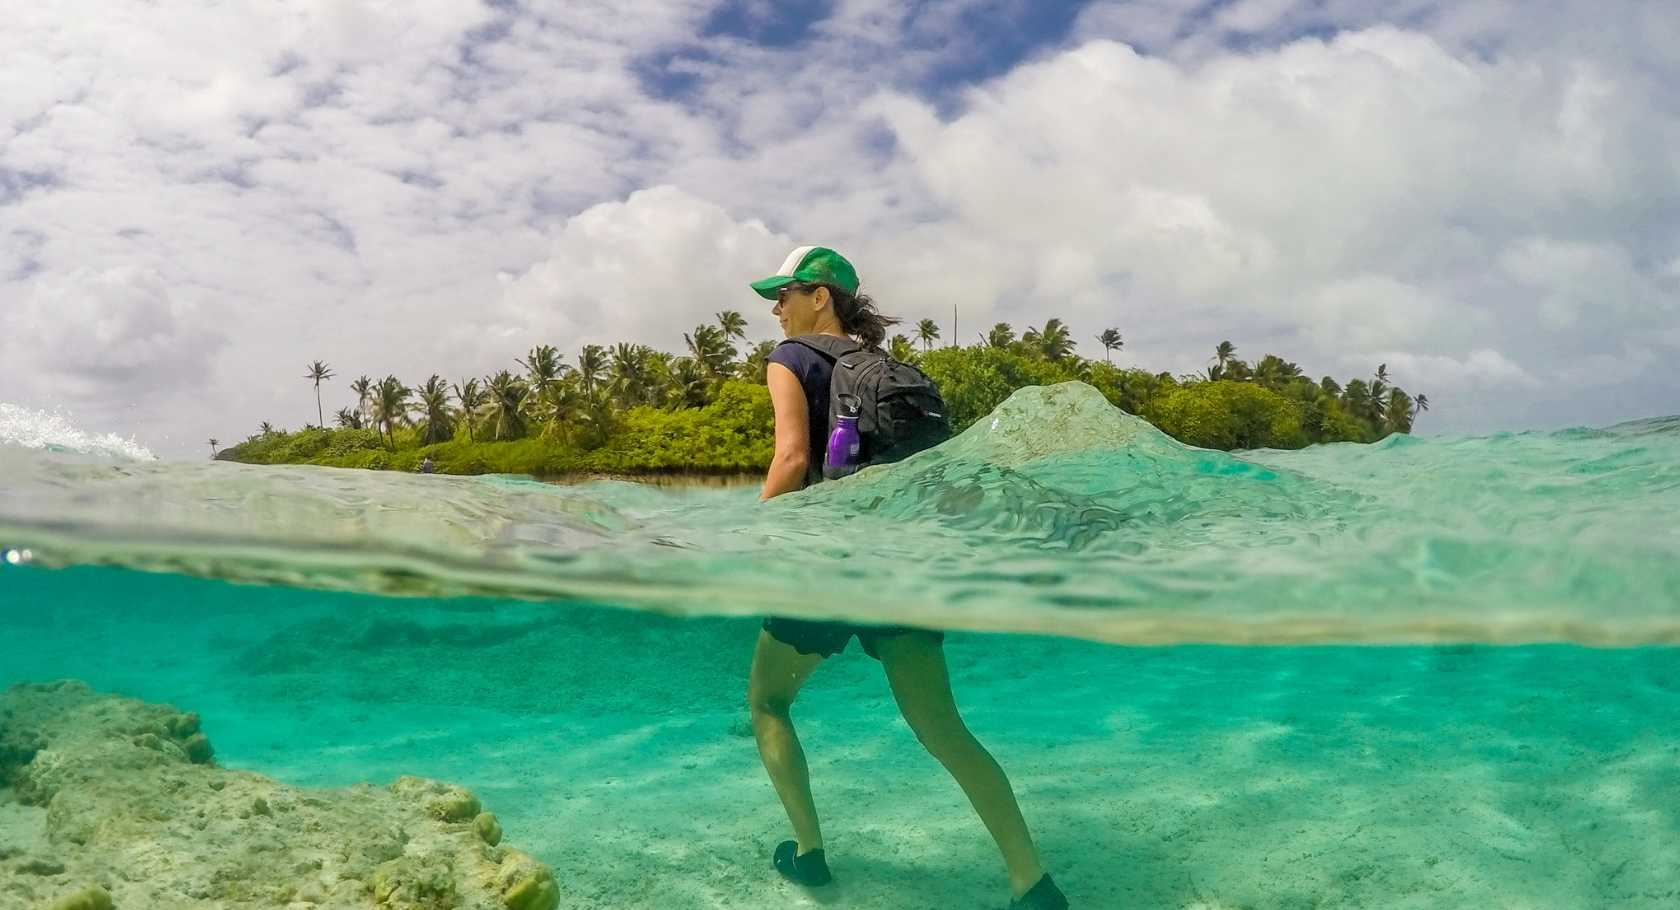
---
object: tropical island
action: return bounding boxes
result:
[218,316,1427,477]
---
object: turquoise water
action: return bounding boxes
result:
[3,384,1679,907]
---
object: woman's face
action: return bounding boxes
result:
[771,284,828,337]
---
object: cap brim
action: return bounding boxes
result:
[750,275,796,299]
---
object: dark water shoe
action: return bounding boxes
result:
[772,840,833,887]
[1008,873,1069,910]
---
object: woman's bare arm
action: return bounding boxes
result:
[760,363,811,501]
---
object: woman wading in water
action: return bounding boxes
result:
[746,246,1069,910]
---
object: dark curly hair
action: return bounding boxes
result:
[796,282,901,350]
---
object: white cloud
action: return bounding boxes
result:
[1071,0,1207,52]
[1,267,224,404]
[1216,0,1306,35]
[491,185,791,355]
[1304,276,1453,352]
[1497,238,1645,331]
[852,28,1678,390]
[1363,349,1540,390]
[1,1,1677,453]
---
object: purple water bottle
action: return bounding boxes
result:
[823,394,863,480]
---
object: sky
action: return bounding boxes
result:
[2,0,1677,457]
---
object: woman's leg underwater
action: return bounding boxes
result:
[875,632,1048,898]
[748,629,828,854]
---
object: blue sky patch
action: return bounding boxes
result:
[908,0,1089,102]
[703,0,835,46]
[631,47,711,103]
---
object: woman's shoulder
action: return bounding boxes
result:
[769,339,823,366]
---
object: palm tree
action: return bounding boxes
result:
[577,344,609,398]
[1342,379,1372,433]
[608,343,638,405]
[668,357,710,408]
[570,383,617,449]
[915,318,941,351]
[1413,394,1430,418]
[608,343,650,407]
[369,376,411,448]
[452,377,485,441]
[1384,388,1415,435]
[742,340,778,384]
[684,325,736,378]
[484,371,529,441]
[334,407,364,429]
[350,375,373,422]
[1319,376,1342,397]
[715,310,748,344]
[259,421,277,436]
[982,323,1015,349]
[533,376,580,441]
[1253,354,1302,390]
[1096,329,1123,363]
[518,345,564,395]
[1023,318,1075,360]
[414,375,454,444]
[1213,341,1237,371]
[1369,363,1390,408]
[1367,374,1389,426]
[207,438,219,458]
[888,334,918,363]
[643,351,676,408]
[304,361,335,428]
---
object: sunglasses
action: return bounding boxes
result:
[775,283,818,303]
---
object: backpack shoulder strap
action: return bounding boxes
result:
[783,334,863,362]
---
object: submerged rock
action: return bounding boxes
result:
[0,680,560,910]
[41,885,112,910]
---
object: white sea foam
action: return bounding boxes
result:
[0,402,156,460]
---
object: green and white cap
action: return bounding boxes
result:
[750,246,859,299]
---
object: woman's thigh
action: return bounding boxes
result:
[748,628,826,712]
[873,632,969,745]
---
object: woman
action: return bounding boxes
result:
[746,246,1069,910]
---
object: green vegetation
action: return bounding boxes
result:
[221,314,1428,475]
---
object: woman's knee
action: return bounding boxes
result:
[748,683,794,719]
[907,714,976,761]
[749,629,822,720]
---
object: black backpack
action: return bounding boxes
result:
[783,335,951,478]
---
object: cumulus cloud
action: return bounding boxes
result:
[1364,349,1539,389]
[1,0,1676,452]
[0,268,224,434]
[842,26,1679,429]
[490,185,791,355]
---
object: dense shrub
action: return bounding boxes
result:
[1144,381,1307,450]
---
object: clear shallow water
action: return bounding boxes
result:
[3,386,1679,908]
[3,383,1678,646]
[3,564,1678,908]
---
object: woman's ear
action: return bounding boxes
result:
[811,285,832,313]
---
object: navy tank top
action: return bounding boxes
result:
[767,340,835,486]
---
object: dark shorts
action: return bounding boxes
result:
[762,617,945,661]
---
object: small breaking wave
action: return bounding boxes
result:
[0,402,156,461]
